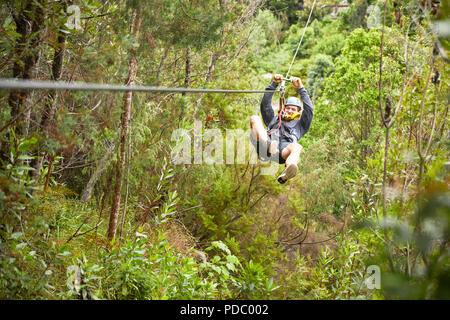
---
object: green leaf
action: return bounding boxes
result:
[17,155,35,161]
[15,242,27,250]
[226,255,239,265]
[11,232,24,240]
[225,263,235,271]
[212,241,231,255]
[18,137,37,152]
[3,17,12,27]
[16,166,35,171]
[136,231,147,238]
[57,251,71,257]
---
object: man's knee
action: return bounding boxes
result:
[250,115,261,127]
[286,142,302,153]
[294,143,303,153]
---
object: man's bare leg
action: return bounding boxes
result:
[250,115,279,157]
[281,143,303,167]
[250,115,268,142]
[278,143,303,183]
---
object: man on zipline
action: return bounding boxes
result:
[250,74,313,184]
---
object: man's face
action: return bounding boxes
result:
[285,105,299,116]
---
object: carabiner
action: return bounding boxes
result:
[278,79,286,95]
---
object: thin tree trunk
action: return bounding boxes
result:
[119,120,132,242]
[33,28,66,180]
[41,32,66,131]
[180,47,191,120]
[382,131,391,209]
[182,47,191,97]
[205,52,219,83]
[8,0,45,125]
[416,59,434,192]
[107,12,142,241]
[95,167,114,252]
[424,84,438,157]
[156,47,170,83]
[193,52,219,117]
[2,0,43,162]
[43,155,55,194]
[378,0,395,271]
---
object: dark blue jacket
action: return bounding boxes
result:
[260,81,314,143]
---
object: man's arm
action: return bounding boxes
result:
[290,76,313,134]
[260,74,282,127]
[298,86,313,133]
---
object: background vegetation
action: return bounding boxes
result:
[0,0,448,300]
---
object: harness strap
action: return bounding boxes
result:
[268,94,284,136]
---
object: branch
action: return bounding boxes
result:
[385,20,412,129]
[178,0,201,22]
[377,1,386,126]
[423,85,439,157]
[65,221,103,244]
[248,191,268,210]
[178,204,203,214]
[81,12,115,20]
[417,57,434,158]
[64,215,90,245]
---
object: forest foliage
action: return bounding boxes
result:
[0,0,448,300]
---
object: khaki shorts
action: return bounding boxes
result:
[250,134,291,164]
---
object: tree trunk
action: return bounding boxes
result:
[182,47,191,97]
[8,0,46,127]
[206,53,219,83]
[32,27,66,180]
[119,120,132,242]
[378,1,395,271]
[3,0,45,173]
[107,12,142,241]
[41,32,66,131]
[416,60,434,193]
[381,125,395,271]
[156,47,170,83]
[193,52,219,117]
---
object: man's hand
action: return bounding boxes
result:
[273,74,283,84]
[290,76,303,89]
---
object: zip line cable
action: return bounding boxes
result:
[271,2,316,136]
[284,0,317,80]
[0,4,316,95]
[0,79,276,94]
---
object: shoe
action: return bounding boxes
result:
[277,163,298,184]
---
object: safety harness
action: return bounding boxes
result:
[267,79,303,137]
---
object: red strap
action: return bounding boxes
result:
[268,96,284,136]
